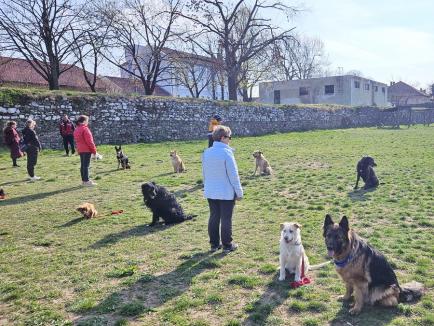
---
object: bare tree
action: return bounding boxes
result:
[273,35,328,80]
[186,0,297,101]
[95,0,185,95]
[0,0,85,90]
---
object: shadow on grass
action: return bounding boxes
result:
[0,185,82,207]
[58,216,86,228]
[348,188,377,202]
[149,172,175,179]
[88,223,178,249]
[173,184,202,197]
[330,301,398,326]
[0,179,29,186]
[95,168,121,176]
[243,274,290,325]
[74,251,225,324]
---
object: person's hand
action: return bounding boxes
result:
[235,197,242,201]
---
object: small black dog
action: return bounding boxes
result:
[115,146,130,170]
[354,156,379,190]
[141,182,195,225]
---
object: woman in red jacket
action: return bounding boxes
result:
[73,115,98,186]
[3,121,24,167]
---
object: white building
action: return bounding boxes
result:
[121,45,227,100]
[259,75,388,106]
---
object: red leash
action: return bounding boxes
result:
[290,256,312,288]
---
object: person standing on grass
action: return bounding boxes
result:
[73,115,97,186]
[59,114,75,156]
[22,119,42,181]
[207,114,222,148]
[202,125,243,253]
[3,121,24,167]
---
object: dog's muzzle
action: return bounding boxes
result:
[327,247,335,257]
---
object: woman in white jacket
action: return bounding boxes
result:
[202,125,243,253]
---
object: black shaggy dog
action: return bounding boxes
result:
[354,156,379,190]
[141,182,195,226]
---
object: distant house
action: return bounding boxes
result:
[388,81,431,106]
[259,75,388,106]
[121,46,226,99]
[0,56,171,96]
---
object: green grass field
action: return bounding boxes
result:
[1,126,433,326]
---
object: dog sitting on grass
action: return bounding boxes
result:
[253,150,272,175]
[141,182,195,226]
[323,214,424,315]
[170,150,185,173]
[115,145,130,170]
[77,203,98,219]
[354,156,379,189]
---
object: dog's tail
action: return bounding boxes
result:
[308,261,331,270]
[399,281,425,303]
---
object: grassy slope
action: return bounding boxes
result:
[0,126,433,326]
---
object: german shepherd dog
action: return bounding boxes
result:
[323,214,424,315]
[252,150,272,176]
[354,156,379,190]
[115,146,130,170]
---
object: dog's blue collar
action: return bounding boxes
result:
[334,253,353,268]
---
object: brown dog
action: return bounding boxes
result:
[77,203,98,219]
[253,150,272,175]
[323,214,424,315]
[170,150,185,173]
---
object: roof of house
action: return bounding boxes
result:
[0,56,111,91]
[104,76,171,96]
[161,47,221,65]
[388,81,430,97]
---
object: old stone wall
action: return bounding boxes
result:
[1,96,433,149]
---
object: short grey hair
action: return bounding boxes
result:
[212,125,231,141]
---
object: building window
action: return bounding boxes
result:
[274,90,280,104]
[325,85,334,94]
[299,87,309,96]
[374,85,378,92]
[382,87,386,93]
[364,83,370,91]
[354,81,360,88]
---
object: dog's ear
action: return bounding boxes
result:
[294,223,302,229]
[339,216,349,232]
[280,223,285,230]
[151,181,156,185]
[323,214,334,237]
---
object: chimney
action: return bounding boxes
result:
[390,81,395,86]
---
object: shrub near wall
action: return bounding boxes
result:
[0,89,433,149]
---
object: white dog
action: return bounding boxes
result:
[279,222,329,282]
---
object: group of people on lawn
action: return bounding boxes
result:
[2,113,241,252]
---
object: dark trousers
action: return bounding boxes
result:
[207,199,235,248]
[80,153,91,182]
[26,146,38,177]
[208,135,214,148]
[12,157,17,166]
[62,135,75,154]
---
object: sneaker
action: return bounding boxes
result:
[63,153,69,157]
[223,243,238,253]
[13,165,19,168]
[29,176,41,181]
[82,180,97,187]
[210,245,222,253]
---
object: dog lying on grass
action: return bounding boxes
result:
[354,156,379,189]
[141,182,195,226]
[77,203,98,219]
[115,145,130,170]
[323,214,424,315]
[253,150,272,175]
[170,150,185,173]
[279,222,330,282]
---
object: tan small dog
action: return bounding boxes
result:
[253,150,272,175]
[77,203,98,219]
[170,150,185,173]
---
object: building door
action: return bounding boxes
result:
[274,90,280,104]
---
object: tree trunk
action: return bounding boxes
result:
[227,73,238,101]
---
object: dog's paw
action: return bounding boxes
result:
[278,275,286,281]
[349,306,361,315]
[338,295,352,302]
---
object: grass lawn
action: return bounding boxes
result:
[0,126,433,326]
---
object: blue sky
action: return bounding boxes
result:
[288,0,434,88]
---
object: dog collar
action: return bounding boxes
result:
[334,253,352,268]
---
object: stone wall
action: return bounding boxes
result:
[1,95,433,149]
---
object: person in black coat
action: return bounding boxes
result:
[22,119,42,181]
